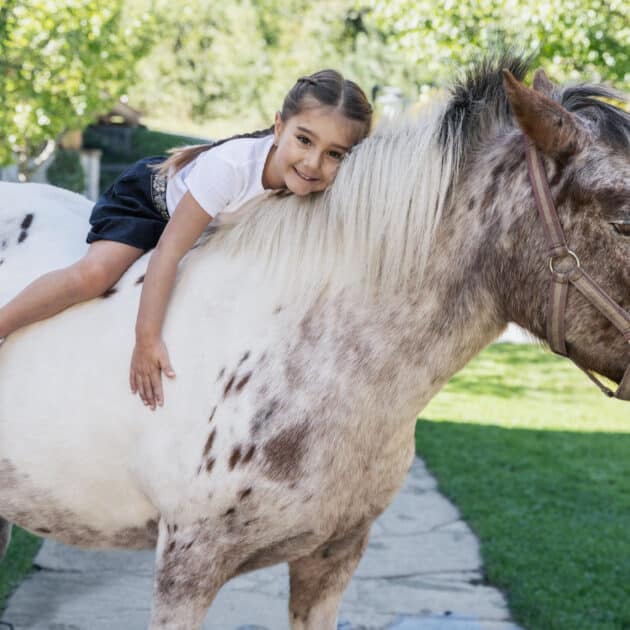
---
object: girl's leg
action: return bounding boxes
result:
[0,240,144,339]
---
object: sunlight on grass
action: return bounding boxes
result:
[423,343,629,433]
[417,342,630,630]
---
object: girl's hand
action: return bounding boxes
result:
[130,337,176,410]
[129,192,209,410]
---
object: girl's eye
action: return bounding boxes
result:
[296,135,310,146]
[328,150,344,161]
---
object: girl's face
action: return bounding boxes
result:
[266,106,361,196]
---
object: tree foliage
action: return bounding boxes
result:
[128,0,346,131]
[0,0,156,173]
[361,0,629,93]
[2,0,628,173]
[129,0,628,134]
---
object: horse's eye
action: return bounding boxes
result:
[611,222,630,236]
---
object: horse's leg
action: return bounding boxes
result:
[149,519,228,630]
[0,518,12,561]
[288,523,371,630]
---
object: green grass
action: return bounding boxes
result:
[0,527,42,611]
[416,343,630,630]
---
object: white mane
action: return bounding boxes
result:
[211,95,460,298]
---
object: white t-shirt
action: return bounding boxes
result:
[166,134,275,218]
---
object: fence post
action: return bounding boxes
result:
[80,149,102,201]
[0,165,19,182]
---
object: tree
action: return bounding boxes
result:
[127,0,378,135]
[0,0,157,177]
[360,0,629,96]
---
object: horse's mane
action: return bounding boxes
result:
[207,54,629,298]
[439,54,530,153]
[210,99,457,297]
[561,85,630,149]
[441,53,630,153]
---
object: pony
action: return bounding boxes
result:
[0,56,628,629]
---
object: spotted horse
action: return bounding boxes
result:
[0,57,628,629]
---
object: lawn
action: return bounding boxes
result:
[417,343,630,630]
[0,527,41,611]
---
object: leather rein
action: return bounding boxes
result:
[523,137,630,401]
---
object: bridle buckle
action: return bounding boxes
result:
[549,249,580,276]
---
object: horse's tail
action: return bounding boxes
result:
[0,518,12,562]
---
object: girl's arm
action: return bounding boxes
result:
[130,191,212,409]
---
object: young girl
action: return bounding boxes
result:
[0,69,373,409]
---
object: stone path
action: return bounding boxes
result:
[2,458,522,629]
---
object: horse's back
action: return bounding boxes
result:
[0,182,92,304]
[0,217,283,547]
[0,183,162,545]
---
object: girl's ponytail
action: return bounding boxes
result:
[155,126,274,177]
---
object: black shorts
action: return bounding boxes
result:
[86,156,170,251]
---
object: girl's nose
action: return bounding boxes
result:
[304,150,322,171]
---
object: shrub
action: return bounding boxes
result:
[46,149,85,193]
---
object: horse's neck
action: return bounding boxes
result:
[318,262,506,421]
[461,133,548,339]
[389,150,529,408]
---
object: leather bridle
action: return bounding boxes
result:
[523,137,630,400]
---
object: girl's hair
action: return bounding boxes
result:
[156,69,373,177]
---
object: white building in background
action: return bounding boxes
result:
[498,323,534,344]
[375,86,406,120]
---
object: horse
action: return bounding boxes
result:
[0,56,628,629]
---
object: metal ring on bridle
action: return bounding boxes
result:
[549,250,580,275]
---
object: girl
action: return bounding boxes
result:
[0,70,373,409]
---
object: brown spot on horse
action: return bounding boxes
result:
[262,421,310,482]
[21,214,34,230]
[101,287,117,298]
[235,372,252,393]
[202,428,217,457]
[229,446,241,470]
[250,399,279,436]
[242,444,256,464]
[239,351,251,365]
[223,374,236,397]
[238,487,253,500]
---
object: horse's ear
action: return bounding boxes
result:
[532,68,554,96]
[502,69,586,157]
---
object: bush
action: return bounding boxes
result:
[82,126,207,163]
[82,126,209,193]
[46,149,85,193]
